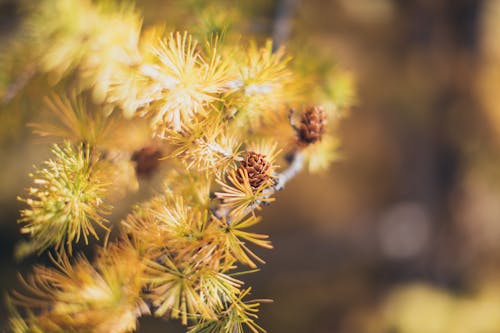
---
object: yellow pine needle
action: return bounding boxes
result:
[210,214,273,269]
[30,94,115,147]
[11,244,148,333]
[165,119,242,174]
[303,135,342,173]
[17,142,111,257]
[143,32,230,132]
[187,287,267,333]
[215,169,275,218]
[6,0,352,331]
[146,255,217,324]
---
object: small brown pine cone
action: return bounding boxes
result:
[131,145,162,178]
[298,106,327,145]
[236,151,272,190]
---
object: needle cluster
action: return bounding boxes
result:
[3,1,354,332]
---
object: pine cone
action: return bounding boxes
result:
[131,145,162,177]
[298,106,327,144]
[236,151,272,190]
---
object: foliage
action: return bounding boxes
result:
[2,0,353,332]
[16,142,110,258]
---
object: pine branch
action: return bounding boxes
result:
[273,151,304,191]
[2,64,36,104]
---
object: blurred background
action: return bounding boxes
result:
[2,0,500,332]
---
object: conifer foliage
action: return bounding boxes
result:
[2,1,354,332]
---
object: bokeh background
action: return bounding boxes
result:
[2,0,500,332]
